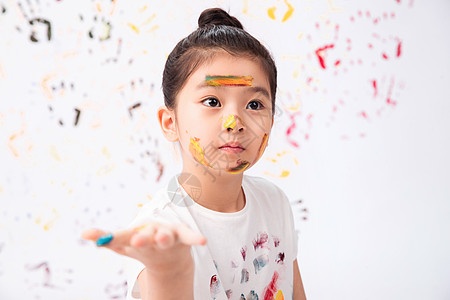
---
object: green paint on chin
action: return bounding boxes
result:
[227,160,250,174]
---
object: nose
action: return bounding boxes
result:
[223,114,244,132]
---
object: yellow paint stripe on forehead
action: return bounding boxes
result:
[205,75,253,86]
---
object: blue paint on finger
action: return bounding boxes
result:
[96,233,113,246]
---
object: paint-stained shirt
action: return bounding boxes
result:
[125,175,298,300]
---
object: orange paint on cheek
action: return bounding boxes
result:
[189,137,212,167]
[255,133,269,161]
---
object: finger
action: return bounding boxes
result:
[81,228,107,242]
[174,224,207,246]
[82,228,133,248]
[154,226,176,249]
[129,223,158,248]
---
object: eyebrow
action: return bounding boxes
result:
[197,81,271,99]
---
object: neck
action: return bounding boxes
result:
[179,164,245,213]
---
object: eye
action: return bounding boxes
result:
[246,100,264,110]
[202,97,221,107]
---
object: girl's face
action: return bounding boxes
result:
[172,52,273,177]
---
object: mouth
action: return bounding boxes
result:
[219,142,245,153]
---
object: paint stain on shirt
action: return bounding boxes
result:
[253,254,269,274]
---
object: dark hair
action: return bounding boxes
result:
[162,8,277,115]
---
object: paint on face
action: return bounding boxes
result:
[227,159,250,174]
[205,75,253,86]
[255,133,269,162]
[223,114,237,129]
[189,137,212,167]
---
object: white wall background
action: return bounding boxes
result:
[1,0,449,299]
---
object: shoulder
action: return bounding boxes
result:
[127,185,181,228]
[243,175,288,199]
[243,175,291,211]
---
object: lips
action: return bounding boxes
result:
[219,142,245,153]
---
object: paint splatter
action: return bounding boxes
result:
[281,0,294,22]
[396,40,402,57]
[25,262,53,287]
[240,268,249,283]
[253,254,269,274]
[74,108,81,126]
[268,7,276,20]
[386,77,397,106]
[291,199,309,221]
[29,18,52,42]
[226,289,233,299]
[371,79,378,97]
[128,102,141,117]
[286,112,300,148]
[205,75,253,86]
[315,44,335,69]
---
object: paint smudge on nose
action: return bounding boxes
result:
[240,268,249,283]
[189,137,212,167]
[227,159,250,174]
[253,254,269,274]
[255,133,269,162]
[210,275,221,298]
[263,271,280,300]
[205,75,253,86]
[223,114,237,129]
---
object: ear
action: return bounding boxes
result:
[157,106,178,142]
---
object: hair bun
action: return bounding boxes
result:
[198,8,243,29]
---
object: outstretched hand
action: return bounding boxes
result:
[81,223,206,271]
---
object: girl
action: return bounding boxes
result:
[82,8,306,300]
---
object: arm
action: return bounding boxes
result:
[137,264,194,300]
[293,259,307,300]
